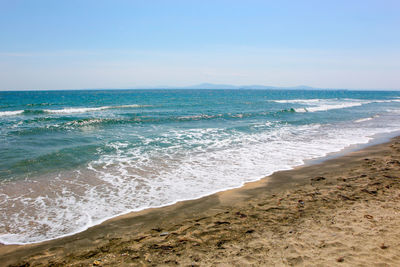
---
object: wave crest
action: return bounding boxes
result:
[0,104,150,117]
[270,98,400,113]
[0,110,24,116]
[44,104,149,114]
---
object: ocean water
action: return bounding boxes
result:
[1,89,400,244]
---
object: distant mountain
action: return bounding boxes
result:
[181,83,318,90]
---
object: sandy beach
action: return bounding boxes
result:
[2,0,400,265]
[1,136,400,266]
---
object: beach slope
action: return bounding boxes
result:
[1,137,400,266]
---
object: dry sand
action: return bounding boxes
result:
[1,137,400,266]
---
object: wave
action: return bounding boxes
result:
[7,111,287,136]
[0,110,24,116]
[354,116,378,123]
[271,98,365,113]
[44,106,111,114]
[354,118,371,123]
[272,98,400,104]
[272,99,327,104]
[177,114,223,120]
[22,110,47,115]
[271,98,400,113]
[0,110,48,116]
[0,105,151,117]
[64,118,111,127]
[44,104,149,114]
[295,102,364,113]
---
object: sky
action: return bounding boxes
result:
[0,0,399,90]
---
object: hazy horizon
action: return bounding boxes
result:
[1,83,399,92]
[1,1,399,91]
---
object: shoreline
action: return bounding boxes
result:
[1,136,400,265]
[2,130,399,247]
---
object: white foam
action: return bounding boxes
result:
[114,104,150,108]
[2,112,400,244]
[44,104,149,114]
[273,99,325,104]
[45,107,109,114]
[354,115,380,123]
[64,118,106,127]
[0,110,24,116]
[295,102,364,113]
[178,114,225,120]
[273,98,400,113]
[355,117,373,123]
[0,105,149,117]
[271,98,367,113]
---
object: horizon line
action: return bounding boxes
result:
[1,87,400,92]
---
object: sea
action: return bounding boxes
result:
[1,89,400,244]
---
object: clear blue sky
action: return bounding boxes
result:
[1,0,399,90]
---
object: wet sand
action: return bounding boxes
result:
[1,137,400,266]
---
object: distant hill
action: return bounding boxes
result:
[180,83,318,90]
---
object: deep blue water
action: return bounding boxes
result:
[1,89,400,244]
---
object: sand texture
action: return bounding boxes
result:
[1,137,400,266]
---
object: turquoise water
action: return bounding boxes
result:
[1,89,400,244]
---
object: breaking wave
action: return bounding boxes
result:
[0,104,151,117]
